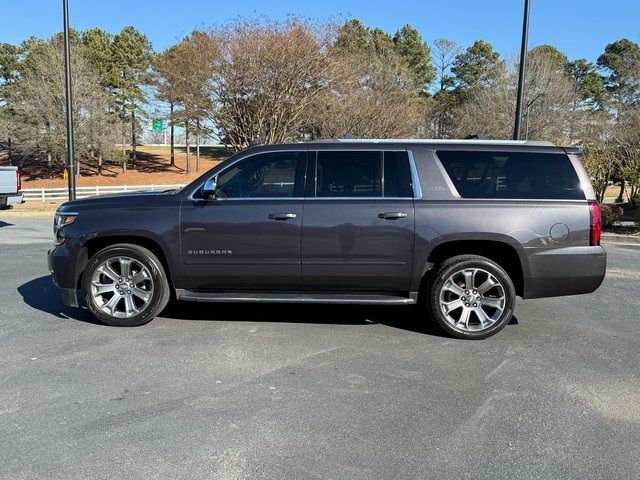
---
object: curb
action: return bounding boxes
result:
[602,234,640,245]
[0,211,55,218]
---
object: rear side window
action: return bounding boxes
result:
[315,150,413,198]
[437,150,584,200]
[384,151,414,198]
[317,151,382,197]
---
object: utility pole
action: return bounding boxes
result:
[170,102,175,166]
[513,0,531,140]
[62,0,76,200]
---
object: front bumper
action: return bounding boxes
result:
[524,245,607,299]
[48,242,80,307]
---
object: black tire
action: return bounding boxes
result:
[426,255,516,340]
[82,243,170,327]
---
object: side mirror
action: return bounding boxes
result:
[202,178,217,199]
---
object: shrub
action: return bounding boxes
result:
[600,204,624,228]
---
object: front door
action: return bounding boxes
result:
[302,150,415,292]
[180,150,306,290]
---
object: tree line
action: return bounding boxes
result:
[0,18,638,202]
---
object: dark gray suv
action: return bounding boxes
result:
[48,139,606,339]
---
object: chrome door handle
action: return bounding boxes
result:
[378,212,408,220]
[268,213,297,220]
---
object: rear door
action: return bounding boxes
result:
[301,149,416,292]
[180,150,306,290]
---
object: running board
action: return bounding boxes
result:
[176,290,417,305]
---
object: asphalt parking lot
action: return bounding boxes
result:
[1,217,639,480]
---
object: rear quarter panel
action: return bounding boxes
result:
[410,147,605,298]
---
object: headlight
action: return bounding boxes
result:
[53,212,77,243]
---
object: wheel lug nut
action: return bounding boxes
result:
[473,303,477,307]
[461,296,466,301]
[127,290,131,294]
[473,290,477,294]
[465,303,470,307]
[465,290,469,294]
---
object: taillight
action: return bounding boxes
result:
[16,170,22,191]
[589,201,601,246]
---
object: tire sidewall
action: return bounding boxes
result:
[429,256,516,339]
[83,245,168,327]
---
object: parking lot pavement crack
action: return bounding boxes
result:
[77,397,194,436]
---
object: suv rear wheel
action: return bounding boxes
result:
[427,255,515,339]
[82,243,170,327]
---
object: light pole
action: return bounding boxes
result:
[62,0,76,200]
[513,0,531,140]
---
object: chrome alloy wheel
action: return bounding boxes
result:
[438,267,506,333]
[90,256,154,318]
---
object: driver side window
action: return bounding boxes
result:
[216,152,301,198]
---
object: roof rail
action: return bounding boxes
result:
[306,138,556,147]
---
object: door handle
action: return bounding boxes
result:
[268,212,297,220]
[378,212,408,220]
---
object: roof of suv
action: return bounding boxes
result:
[307,138,556,147]
[238,139,581,155]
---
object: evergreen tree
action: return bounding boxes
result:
[567,59,608,109]
[597,38,640,107]
[110,26,153,163]
[451,40,503,90]
[393,24,435,91]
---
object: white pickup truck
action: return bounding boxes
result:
[0,166,23,209]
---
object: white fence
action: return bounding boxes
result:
[22,184,184,203]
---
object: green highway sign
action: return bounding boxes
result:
[152,119,164,132]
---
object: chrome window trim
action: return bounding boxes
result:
[188,147,423,201]
[305,197,415,201]
[407,149,422,200]
[419,198,591,204]
[191,197,307,202]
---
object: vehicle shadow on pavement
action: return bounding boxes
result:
[17,275,100,324]
[161,301,450,337]
[17,276,516,337]
[0,221,14,228]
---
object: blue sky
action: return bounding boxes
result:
[2,0,639,62]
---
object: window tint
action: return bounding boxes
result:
[316,151,382,197]
[437,150,584,200]
[383,151,413,198]
[215,152,300,198]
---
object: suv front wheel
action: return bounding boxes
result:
[82,243,170,326]
[427,255,516,339]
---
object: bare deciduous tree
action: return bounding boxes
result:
[4,37,117,177]
[306,49,423,139]
[433,38,461,91]
[453,52,583,143]
[210,19,334,150]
